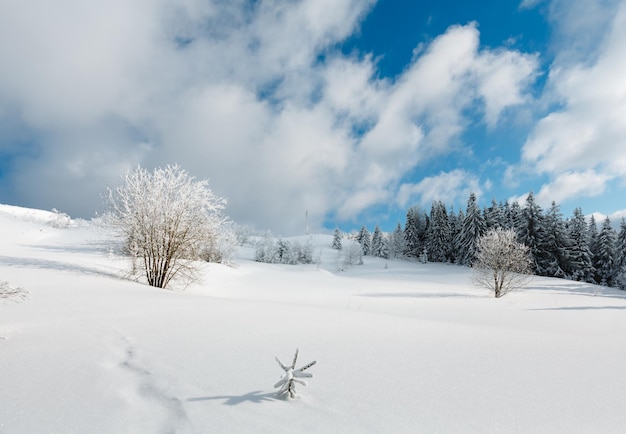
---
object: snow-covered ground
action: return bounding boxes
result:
[2,204,626,433]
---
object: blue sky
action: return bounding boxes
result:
[0,0,625,235]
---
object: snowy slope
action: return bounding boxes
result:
[2,205,626,433]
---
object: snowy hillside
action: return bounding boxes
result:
[2,205,626,433]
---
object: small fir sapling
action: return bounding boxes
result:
[274,349,316,398]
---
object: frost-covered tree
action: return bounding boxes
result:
[203,220,238,264]
[473,228,532,298]
[388,222,406,259]
[255,235,313,265]
[255,232,277,263]
[340,239,363,268]
[357,226,371,256]
[568,208,595,282]
[332,228,342,250]
[426,201,452,263]
[105,164,229,289]
[595,217,617,286]
[456,193,485,266]
[276,239,292,263]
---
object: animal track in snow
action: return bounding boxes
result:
[107,335,190,433]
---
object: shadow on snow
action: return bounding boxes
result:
[187,390,280,406]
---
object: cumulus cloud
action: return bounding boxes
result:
[397,170,483,209]
[0,0,538,234]
[519,0,626,207]
[535,171,611,206]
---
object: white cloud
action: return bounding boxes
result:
[519,0,626,206]
[0,0,538,234]
[397,170,483,209]
[535,171,612,207]
[519,0,545,10]
[474,50,539,128]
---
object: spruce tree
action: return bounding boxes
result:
[371,225,385,258]
[484,199,504,230]
[404,207,427,258]
[568,207,595,282]
[588,215,599,283]
[519,192,546,275]
[388,222,405,259]
[595,217,617,286]
[507,201,524,233]
[426,201,452,263]
[614,218,626,289]
[332,228,342,250]
[357,225,371,256]
[541,201,572,278]
[456,193,486,266]
[448,207,461,263]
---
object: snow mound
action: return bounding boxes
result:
[0,203,73,228]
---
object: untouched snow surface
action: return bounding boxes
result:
[2,204,626,433]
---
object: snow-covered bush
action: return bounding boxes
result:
[255,234,313,265]
[202,220,238,265]
[48,208,71,228]
[0,281,28,301]
[104,164,231,289]
[233,223,255,246]
[473,228,532,298]
[340,239,363,269]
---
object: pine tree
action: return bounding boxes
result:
[357,226,371,256]
[456,193,486,266]
[332,228,342,250]
[595,217,617,286]
[568,207,595,282]
[426,201,452,263]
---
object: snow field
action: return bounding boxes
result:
[2,205,626,433]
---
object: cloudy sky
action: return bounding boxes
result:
[0,0,625,234]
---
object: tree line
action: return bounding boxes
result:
[336,192,626,289]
